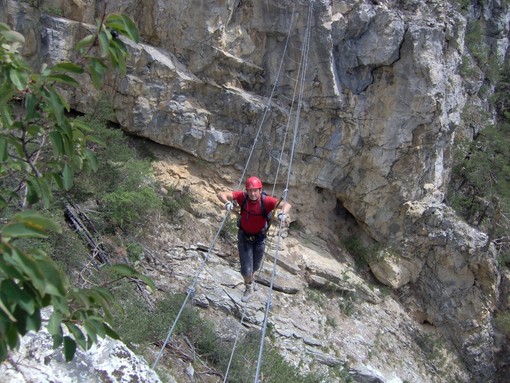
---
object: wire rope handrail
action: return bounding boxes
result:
[152,212,231,369]
[237,9,296,194]
[221,7,297,382]
[152,3,298,373]
[254,1,314,381]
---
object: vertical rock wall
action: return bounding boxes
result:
[4,0,510,381]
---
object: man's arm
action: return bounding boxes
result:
[280,201,291,215]
[217,191,233,203]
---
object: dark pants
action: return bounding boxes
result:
[237,230,266,277]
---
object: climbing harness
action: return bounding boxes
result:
[237,191,283,237]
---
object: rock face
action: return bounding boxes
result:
[3,0,509,382]
[0,312,164,383]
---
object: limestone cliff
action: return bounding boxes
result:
[2,0,509,382]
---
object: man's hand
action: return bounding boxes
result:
[277,212,286,222]
[225,201,234,211]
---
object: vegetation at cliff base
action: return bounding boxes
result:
[111,290,329,383]
[448,63,510,266]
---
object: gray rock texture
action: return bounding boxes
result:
[2,0,509,382]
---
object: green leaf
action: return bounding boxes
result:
[1,29,25,43]
[32,255,67,297]
[108,43,119,67]
[51,295,70,316]
[109,264,138,277]
[41,87,64,126]
[40,63,50,76]
[63,163,74,190]
[25,179,40,205]
[109,38,127,75]
[8,68,28,90]
[52,62,84,74]
[9,211,62,234]
[0,253,24,279]
[108,264,157,291]
[137,274,157,292]
[1,222,48,239]
[84,149,99,172]
[88,58,107,89]
[24,309,41,332]
[83,317,106,344]
[83,288,111,308]
[36,177,53,208]
[0,338,8,363]
[0,197,6,210]
[24,93,38,120]
[71,118,93,132]
[83,321,98,344]
[0,138,8,161]
[71,156,84,173]
[84,134,106,146]
[52,173,64,189]
[103,322,120,340]
[47,311,63,336]
[25,123,44,136]
[61,132,74,158]
[52,333,63,349]
[98,29,111,58]
[0,103,14,128]
[5,248,44,287]
[8,136,23,157]
[46,73,80,87]
[70,126,85,143]
[49,131,65,156]
[13,305,40,335]
[6,324,19,349]
[76,34,95,52]
[59,118,74,139]
[63,336,77,362]
[89,317,106,338]
[86,288,115,320]
[111,35,127,55]
[65,322,87,349]
[106,14,139,43]
[1,279,36,314]
[0,299,16,322]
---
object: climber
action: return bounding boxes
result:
[217,176,292,302]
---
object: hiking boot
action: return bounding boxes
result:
[241,283,254,302]
[251,273,259,291]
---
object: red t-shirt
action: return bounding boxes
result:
[233,191,279,234]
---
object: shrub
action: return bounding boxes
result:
[113,292,331,382]
[71,125,154,201]
[101,187,162,234]
[448,123,510,230]
[498,252,510,268]
[163,185,193,216]
[495,311,510,338]
[220,216,239,240]
[465,20,487,67]
[338,295,356,317]
[341,236,380,267]
[126,242,144,263]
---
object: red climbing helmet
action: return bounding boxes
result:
[245,176,263,190]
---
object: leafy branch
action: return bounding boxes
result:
[0,14,153,362]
